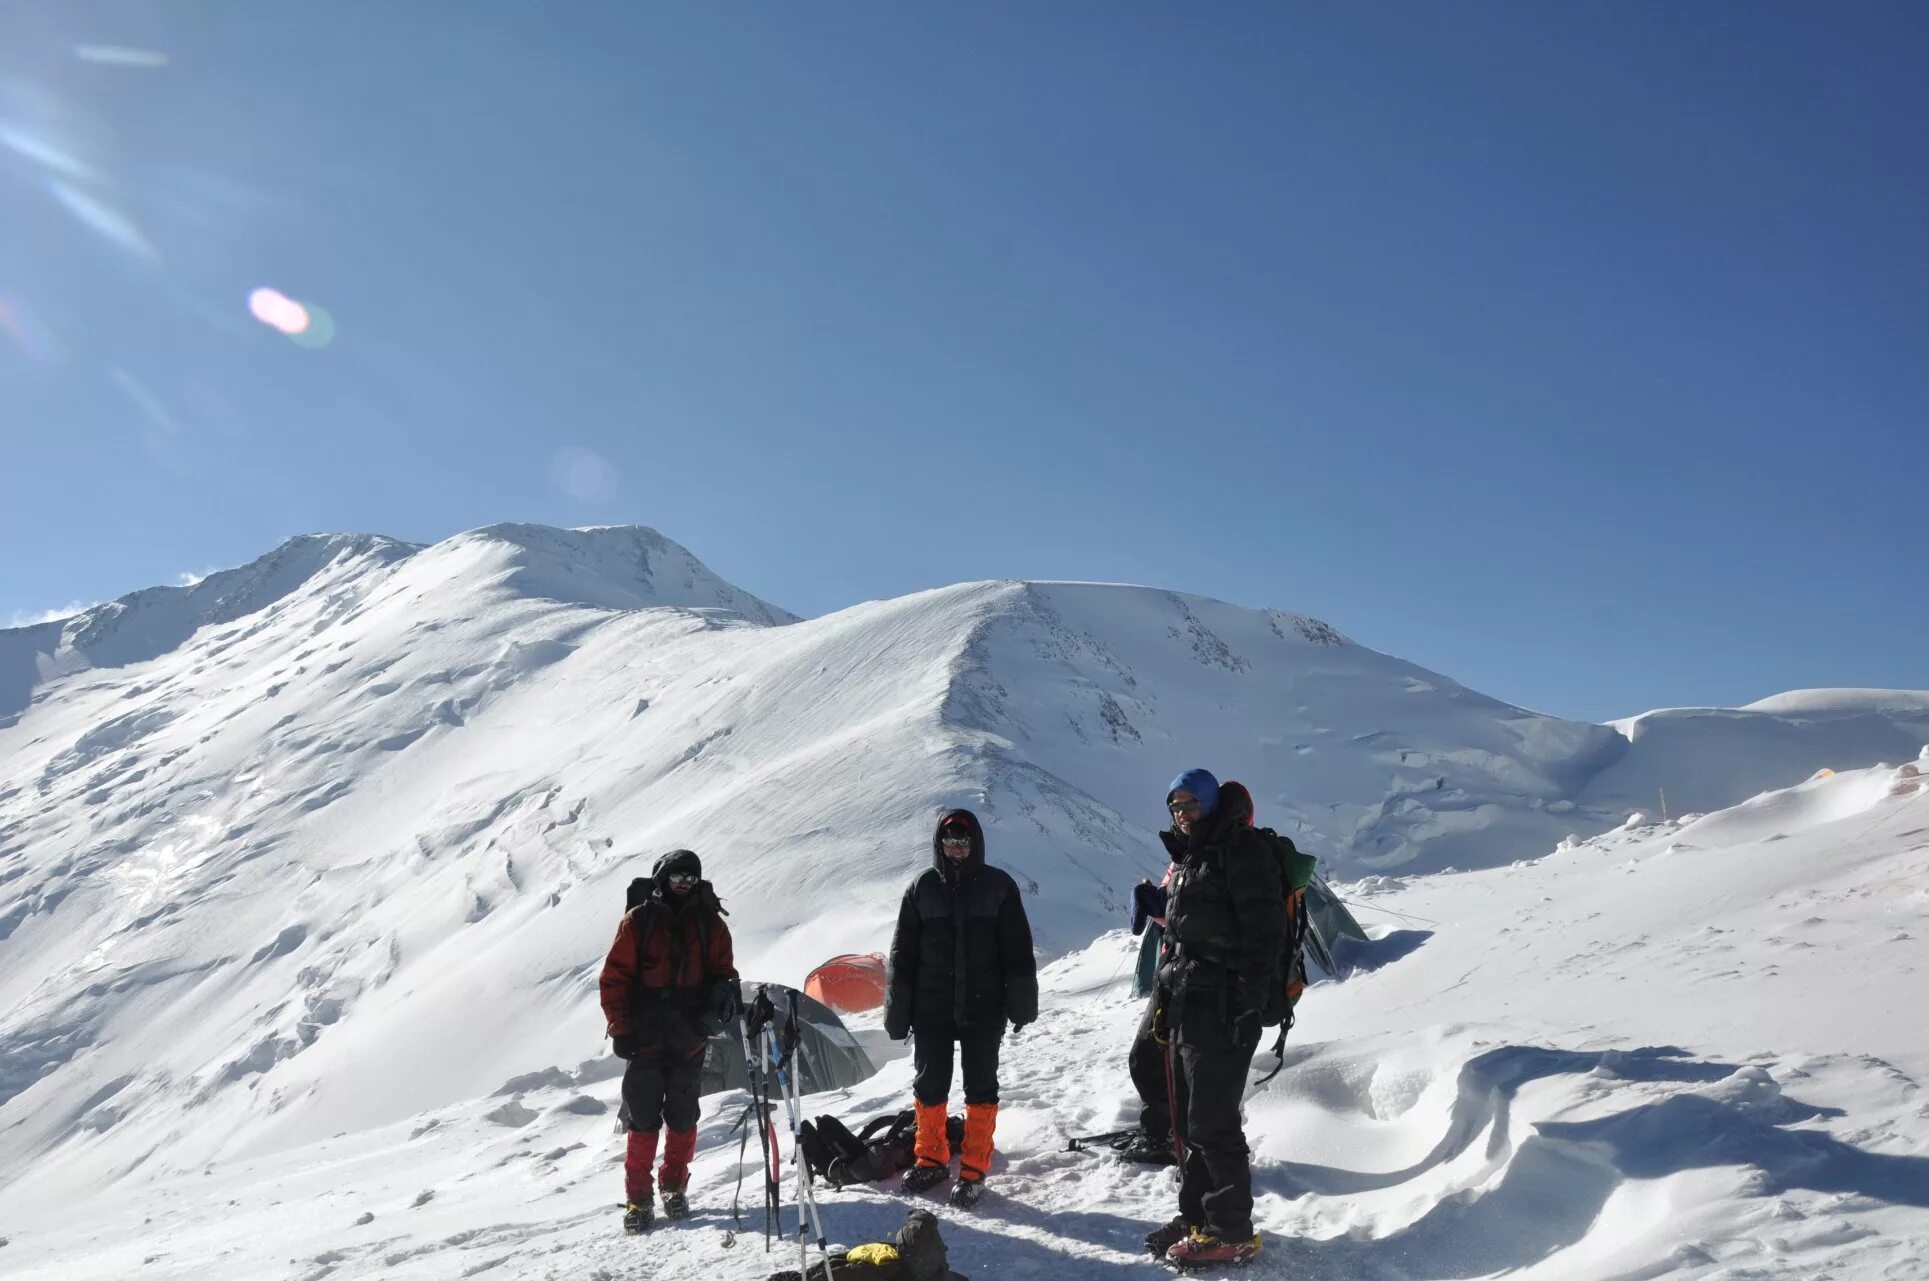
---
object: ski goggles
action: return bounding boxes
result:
[664,871,700,887]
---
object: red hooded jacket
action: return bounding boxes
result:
[599,887,737,1040]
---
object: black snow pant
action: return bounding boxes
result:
[912,1020,1002,1107]
[1129,996,1172,1140]
[620,1048,701,1133]
[1172,992,1260,1241]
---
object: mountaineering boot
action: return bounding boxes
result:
[901,1161,949,1194]
[1165,1229,1261,1269]
[947,1175,986,1209]
[622,1200,654,1234]
[1144,1215,1191,1259]
[1118,1127,1179,1166]
[624,1128,660,1205]
[659,1182,689,1222]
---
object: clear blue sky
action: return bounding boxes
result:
[3,3,1924,722]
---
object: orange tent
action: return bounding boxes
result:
[804,953,888,1014]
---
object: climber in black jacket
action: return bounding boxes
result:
[883,808,1038,1208]
[1145,769,1284,1267]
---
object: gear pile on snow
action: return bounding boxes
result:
[767,1208,967,1281]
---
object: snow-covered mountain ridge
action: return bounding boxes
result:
[1,522,1924,1258]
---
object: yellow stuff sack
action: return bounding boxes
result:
[846,1243,900,1266]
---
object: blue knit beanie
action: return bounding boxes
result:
[1168,768,1220,816]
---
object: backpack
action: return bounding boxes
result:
[1247,828,1317,1083]
[797,1110,965,1189]
[1254,828,1316,1028]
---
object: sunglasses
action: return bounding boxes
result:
[1167,800,1201,815]
[665,871,700,886]
[939,835,972,848]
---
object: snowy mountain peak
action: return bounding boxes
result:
[0,532,415,722]
[0,524,794,723]
[413,522,798,623]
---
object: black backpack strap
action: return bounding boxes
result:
[1254,1026,1289,1086]
[812,1115,868,1162]
[860,1111,911,1144]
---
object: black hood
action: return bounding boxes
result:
[649,848,705,909]
[932,808,986,878]
[653,848,702,880]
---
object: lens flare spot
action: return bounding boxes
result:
[288,303,336,349]
[248,287,310,335]
[0,122,100,182]
[73,45,171,69]
[47,178,158,260]
[549,446,619,503]
[0,295,63,364]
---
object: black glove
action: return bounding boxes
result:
[885,1019,910,1042]
[1010,1018,1032,1036]
[711,978,742,1027]
[1230,978,1266,1046]
[1130,880,1168,936]
[612,1033,637,1060]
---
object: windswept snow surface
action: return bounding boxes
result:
[5,759,1926,1279]
[2,523,1927,1277]
[1587,689,1929,822]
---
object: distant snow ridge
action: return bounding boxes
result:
[0,524,793,724]
[0,533,413,722]
[1589,688,1929,819]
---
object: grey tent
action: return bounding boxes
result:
[699,980,877,1096]
[1302,874,1369,976]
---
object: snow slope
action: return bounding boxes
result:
[5,756,1924,1279]
[1582,688,1929,821]
[2,522,1926,1277]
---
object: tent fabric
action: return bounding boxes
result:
[699,981,878,1097]
[1133,876,1367,994]
[804,953,889,1013]
[1304,874,1368,976]
[1132,922,1163,998]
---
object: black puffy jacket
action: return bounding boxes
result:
[883,810,1039,1037]
[1160,785,1286,1020]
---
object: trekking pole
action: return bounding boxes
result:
[740,988,782,1250]
[758,1021,804,1280]
[757,1020,810,1280]
[760,1009,785,1250]
[1065,1126,1143,1153]
[723,1004,766,1249]
[1154,994,1187,1170]
[773,997,837,1281]
[1163,1041,1187,1169]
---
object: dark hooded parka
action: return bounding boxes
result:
[1160,782,1286,1027]
[1155,771,1286,1248]
[884,809,1038,1039]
